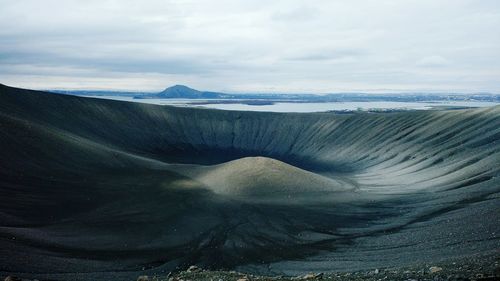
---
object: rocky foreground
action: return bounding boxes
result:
[4,254,498,281]
[137,257,499,281]
[135,255,498,281]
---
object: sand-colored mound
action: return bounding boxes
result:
[176,156,354,201]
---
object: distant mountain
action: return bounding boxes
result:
[145,85,228,99]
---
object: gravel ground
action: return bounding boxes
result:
[2,253,499,281]
[138,254,499,281]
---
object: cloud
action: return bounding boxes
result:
[271,5,319,22]
[416,56,449,67]
[0,0,499,93]
[284,48,364,62]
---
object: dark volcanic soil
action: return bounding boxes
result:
[155,253,500,281]
[4,253,498,281]
[0,84,499,281]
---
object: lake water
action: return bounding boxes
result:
[86,96,499,113]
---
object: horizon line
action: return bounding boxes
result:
[3,82,500,95]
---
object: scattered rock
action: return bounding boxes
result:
[137,276,150,281]
[374,268,379,274]
[429,266,443,273]
[187,265,201,273]
[236,275,250,281]
[301,273,323,279]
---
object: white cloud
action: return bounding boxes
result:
[416,56,449,67]
[0,0,499,93]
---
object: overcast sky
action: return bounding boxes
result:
[1,0,499,93]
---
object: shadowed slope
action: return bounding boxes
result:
[0,84,499,280]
